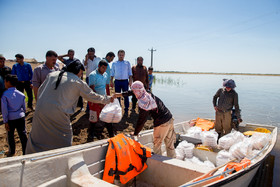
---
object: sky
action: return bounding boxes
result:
[0,0,279,74]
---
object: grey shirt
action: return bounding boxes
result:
[32,63,60,88]
[213,88,240,118]
[26,71,112,154]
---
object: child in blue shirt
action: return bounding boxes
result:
[148,66,154,91]
[1,74,27,157]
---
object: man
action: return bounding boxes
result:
[26,60,115,154]
[59,49,83,110]
[115,81,176,158]
[58,49,77,66]
[12,54,33,110]
[110,50,133,115]
[103,52,115,95]
[83,47,101,84]
[0,55,12,80]
[32,50,60,100]
[213,79,242,137]
[88,60,114,140]
[131,56,149,110]
[0,55,11,100]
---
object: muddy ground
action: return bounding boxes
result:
[0,61,154,158]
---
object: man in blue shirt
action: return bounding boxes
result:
[12,54,33,110]
[88,60,114,140]
[103,52,115,95]
[110,50,133,115]
[1,74,27,157]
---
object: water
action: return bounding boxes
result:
[152,73,280,129]
[151,73,280,186]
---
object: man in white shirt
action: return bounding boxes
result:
[83,47,101,84]
[110,50,133,115]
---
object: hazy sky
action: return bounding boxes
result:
[0,0,279,73]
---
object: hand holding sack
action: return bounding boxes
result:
[99,99,122,123]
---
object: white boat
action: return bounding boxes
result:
[0,121,277,187]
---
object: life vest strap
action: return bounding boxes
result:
[108,164,135,176]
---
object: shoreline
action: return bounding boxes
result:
[154,71,280,76]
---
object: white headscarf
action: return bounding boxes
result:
[131,81,157,111]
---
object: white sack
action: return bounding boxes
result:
[216,150,233,166]
[201,130,218,148]
[184,126,202,139]
[99,99,122,123]
[250,132,271,150]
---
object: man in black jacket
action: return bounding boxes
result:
[213,79,241,137]
[116,81,176,158]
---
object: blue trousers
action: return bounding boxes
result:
[115,80,129,112]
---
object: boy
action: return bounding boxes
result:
[213,79,241,137]
[148,66,154,91]
[1,74,27,157]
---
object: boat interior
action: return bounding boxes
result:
[0,121,277,187]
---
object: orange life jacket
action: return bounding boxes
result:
[103,134,152,184]
[195,118,215,131]
[220,158,251,179]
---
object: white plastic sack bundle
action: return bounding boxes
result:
[175,140,195,159]
[184,126,202,139]
[184,157,215,169]
[216,150,233,166]
[99,99,122,123]
[250,132,271,150]
[229,138,252,160]
[201,130,218,148]
[204,160,216,169]
[218,129,245,150]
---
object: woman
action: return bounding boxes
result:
[26,60,115,154]
[116,81,176,158]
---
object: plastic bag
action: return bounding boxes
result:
[216,150,233,166]
[218,129,244,150]
[250,132,271,150]
[201,130,218,148]
[229,138,252,160]
[184,126,202,139]
[99,99,122,123]
[175,140,195,159]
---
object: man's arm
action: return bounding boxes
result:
[134,108,149,135]
[128,75,133,87]
[58,54,68,62]
[213,89,221,111]
[106,84,110,95]
[234,92,241,119]
[33,86,39,101]
[83,54,89,67]
[110,76,114,88]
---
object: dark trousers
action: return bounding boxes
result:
[88,122,114,139]
[115,80,129,112]
[77,96,83,108]
[7,117,27,155]
[16,81,33,108]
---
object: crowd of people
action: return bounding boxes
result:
[0,49,241,158]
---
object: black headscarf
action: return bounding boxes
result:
[55,59,85,90]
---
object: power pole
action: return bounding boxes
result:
[148,47,156,67]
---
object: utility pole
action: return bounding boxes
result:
[148,47,156,67]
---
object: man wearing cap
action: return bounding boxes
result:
[213,79,241,137]
[12,54,33,110]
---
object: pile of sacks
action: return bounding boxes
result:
[175,140,216,169]
[216,131,271,166]
[201,130,218,148]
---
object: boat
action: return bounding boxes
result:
[0,121,277,187]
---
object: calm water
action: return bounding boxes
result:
[152,73,280,186]
[152,73,280,129]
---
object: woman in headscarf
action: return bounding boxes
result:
[26,60,115,154]
[115,81,176,158]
